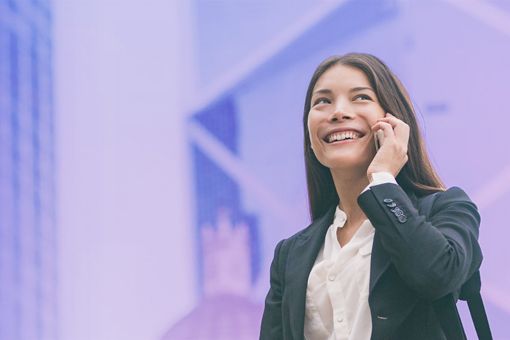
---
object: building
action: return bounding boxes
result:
[0,1,57,339]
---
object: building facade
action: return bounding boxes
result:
[0,1,57,339]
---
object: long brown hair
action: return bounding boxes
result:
[303,53,446,221]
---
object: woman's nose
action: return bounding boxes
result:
[329,105,353,121]
[330,100,352,121]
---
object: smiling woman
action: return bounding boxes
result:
[303,54,444,221]
[259,53,491,340]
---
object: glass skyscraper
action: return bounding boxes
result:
[0,1,57,339]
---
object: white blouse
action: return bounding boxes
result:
[304,172,396,340]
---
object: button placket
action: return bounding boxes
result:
[333,310,349,338]
[328,258,350,337]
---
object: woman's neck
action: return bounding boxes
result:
[330,168,370,224]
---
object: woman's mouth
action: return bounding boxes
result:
[323,130,365,144]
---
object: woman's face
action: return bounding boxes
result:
[307,64,386,171]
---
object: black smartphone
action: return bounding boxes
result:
[374,129,385,151]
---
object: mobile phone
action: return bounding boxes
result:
[374,129,385,151]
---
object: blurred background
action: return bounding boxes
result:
[0,0,509,339]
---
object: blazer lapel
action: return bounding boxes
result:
[283,187,420,338]
[283,202,395,337]
[369,231,391,294]
[285,206,336,340]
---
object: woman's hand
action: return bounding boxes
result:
[367,113,410,179]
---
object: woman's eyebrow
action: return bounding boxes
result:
[312,88,333,96]
[313,87,374,97]
[350,86,374,93]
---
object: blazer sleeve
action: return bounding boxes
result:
[260,239,285,340]
[357,183,483,300]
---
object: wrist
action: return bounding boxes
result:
[367,171,397,185]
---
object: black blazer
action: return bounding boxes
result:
[260,183,482,340]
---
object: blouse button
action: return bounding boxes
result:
[328,274,336,281]
[336,317,344,323]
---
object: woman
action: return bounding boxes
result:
[259,53,483,339]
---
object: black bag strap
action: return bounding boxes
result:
[467,292,492,340]
[434,271,493,340]
[433,294,467,340]
[462,271,493,340]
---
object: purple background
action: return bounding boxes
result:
[1,0,509,339]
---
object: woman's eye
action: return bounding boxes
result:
[314,97,330,105]
[354,94,372,101]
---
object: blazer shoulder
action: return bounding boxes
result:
[412,186,480,224]
[269,228,306,276]
[417,186,481,233]
[431,186,478,210]
[277,222,313,247]
[270,224,308,253]
[273,210,332,254]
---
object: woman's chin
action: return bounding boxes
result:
[322,154,370,170]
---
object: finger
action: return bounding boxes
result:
[392,120,409,146]
[371,121,395,140]
[378,114,409,145]
[377,113,399,126]
[371,121,393,132]
[397,125,410,148]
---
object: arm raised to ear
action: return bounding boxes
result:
[357,183,482,300]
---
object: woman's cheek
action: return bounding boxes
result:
[311,136,321,156]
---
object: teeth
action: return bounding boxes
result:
[327,131,361,143]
